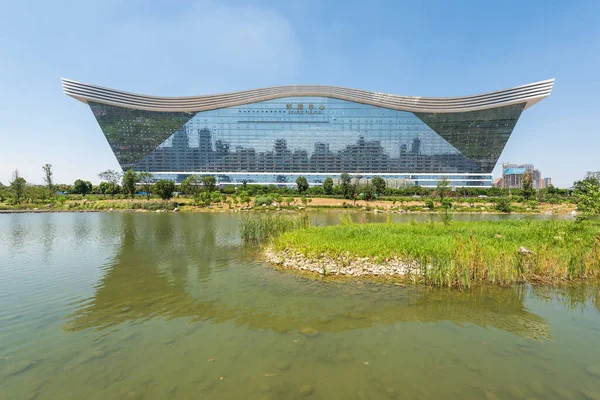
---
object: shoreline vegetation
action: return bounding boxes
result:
[3,169,597,217]
[244,214,600,288]
[0,195,578,215]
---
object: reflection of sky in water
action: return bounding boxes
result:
[158,97,454,156]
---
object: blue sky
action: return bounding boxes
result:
[1,0,598,187]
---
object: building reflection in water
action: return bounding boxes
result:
[62,214,600,342]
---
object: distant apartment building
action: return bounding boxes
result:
[543,177,552,188]
[500,162,550,189]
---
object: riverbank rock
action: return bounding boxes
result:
[264,248,421,278]
[518,247,534,255]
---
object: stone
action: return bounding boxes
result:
[335,352,355,363]
[4,360,38,377]
[506,385,525,399]
[198,380,215,392]
[465,363,483,374]
[581,389,600,400]
[299,384,314,397]
[484,390,499,400]
[518,246,534,255]
[277,360,291,371]
[259,382,272,393]
[301,327,319,337]
[552,388,573,400]
[529,382,544,395]
[585,365,600,378]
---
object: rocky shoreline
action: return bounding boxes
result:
[264,248,422,277]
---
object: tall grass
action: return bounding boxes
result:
[271,220,600,288]
[240,212,310,245]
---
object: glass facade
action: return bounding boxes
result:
[89,97,525,187]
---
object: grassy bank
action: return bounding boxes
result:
[269,220,600,287]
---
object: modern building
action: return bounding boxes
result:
[501,162,549,189]
[62,79,554,187]
[543,177,552,188]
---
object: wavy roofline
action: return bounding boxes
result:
[62,78,554,113]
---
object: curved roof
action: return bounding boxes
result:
[62,78,554,113]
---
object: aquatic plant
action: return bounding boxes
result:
[340,213,353,226]
[240,212,310,244]
[270,220,600,288]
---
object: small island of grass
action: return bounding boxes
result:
[264,219,600,288]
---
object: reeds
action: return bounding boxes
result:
[271,220,600,288]
[240,212,310,245]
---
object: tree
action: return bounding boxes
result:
[181,175,202,198]
[239,190,251,206]
[296,176,309,193]
[72,179,93,196]
[371,177,386,194]
[211,191,222,206]
[340,173,354,200]
[98,170,122,198]
[522,171,535,201]
[122,169,139,199]
[138,172,154,200]
[573,171,600,221]
[0,182,8,203]
[436,177,451,207]
[201,175,216,193]
[154,180,175,200]
[323,177,334,195]
[42,164,53,197]
[9,170,26,203]
[361,185,375,201]
[98,182,110,196]
[495,197,512,213]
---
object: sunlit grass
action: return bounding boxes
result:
[240,212,310,245]
[271,220,600,288]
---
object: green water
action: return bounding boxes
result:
[0,212,599,400]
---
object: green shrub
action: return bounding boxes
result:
[495,197,512,213]
[424,199,435,209]
[254,195,273,207]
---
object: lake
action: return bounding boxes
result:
[0,212,599,399]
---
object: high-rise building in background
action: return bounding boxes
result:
[62,78,554,187]
[500,162,551,189]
